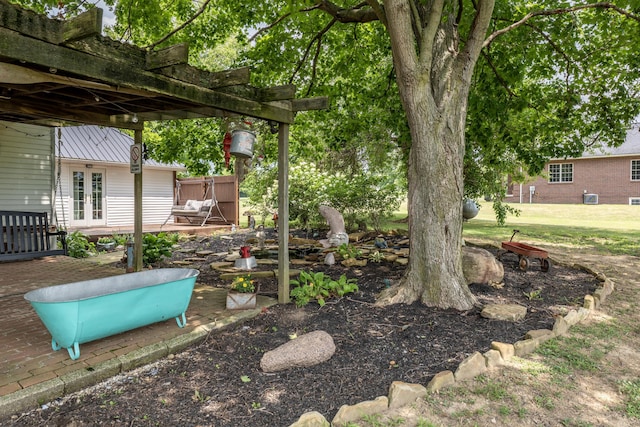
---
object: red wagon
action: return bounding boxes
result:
[500,230,551,272]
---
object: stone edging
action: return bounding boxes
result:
[288,256,614,427]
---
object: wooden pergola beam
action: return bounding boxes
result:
[0,28,295,123]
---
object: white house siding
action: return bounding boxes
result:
[0,122,54,214]
[55,161,176,228]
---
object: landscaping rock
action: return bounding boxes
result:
[289,411,330,427]
[462,246,504,285]
[481,304,527,321]
[260,330,336,373]
[332,396,388,426]
[387,381,427,409]
[454,351,486,381]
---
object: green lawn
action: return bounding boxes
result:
[463,202,640,256]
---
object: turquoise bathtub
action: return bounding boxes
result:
[24,268,199,360]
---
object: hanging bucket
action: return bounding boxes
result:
[230,129,256,158]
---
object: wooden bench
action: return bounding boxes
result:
[0,211,68,262]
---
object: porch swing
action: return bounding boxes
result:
[161,178,227,227]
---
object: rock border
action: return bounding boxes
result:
[288,256,614,427]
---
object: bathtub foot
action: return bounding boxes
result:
[66,342,81,360]
[175,312,187,328]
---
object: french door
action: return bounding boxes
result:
[70,167,106,227]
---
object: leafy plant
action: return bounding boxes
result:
[141,232,178,265]
[230,274,256,293]
[66,231,95,258]
[523,289,542,300]
[337,243,362,260]
[97,236,114,244]
[290,270,358,307]
[368,250,385,263]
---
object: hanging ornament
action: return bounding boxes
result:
[222,131,232,169]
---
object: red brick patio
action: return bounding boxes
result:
[0,250,275,417]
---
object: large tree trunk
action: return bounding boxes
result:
[377,0,494,310]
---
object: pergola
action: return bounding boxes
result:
[0,0,327,303]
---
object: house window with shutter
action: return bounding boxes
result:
[548,163,573,183]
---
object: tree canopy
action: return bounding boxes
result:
[12,0,640,309]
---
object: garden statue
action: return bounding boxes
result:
[319,205,349,248]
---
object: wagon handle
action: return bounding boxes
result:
[510,229,520,242]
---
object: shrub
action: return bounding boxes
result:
[142,232,178,265]
[242,160,404,231]
[290,270,358,307]
[66,231,95,258]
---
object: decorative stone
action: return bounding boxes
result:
[341,258,367,267]
[563,310,582,327]
[332,396,388,427]
[583,294,595,310]
[490,342,515,361]
[195,250,214,256]
[454,351,486,381]
[525,329,555,343]
[552,316,570,336]
[481,304,527,321]
[394,257,408,265]
[289,411,330,427]
[210,261,234,270]
[388,381,427,409]
[483,349,503,368]
[260,330,336,373]
[426,370,455,392]
[514,339,539,357]
[462,246,504,286]
[324,252,335,265]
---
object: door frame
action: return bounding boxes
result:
[68,166,107,227]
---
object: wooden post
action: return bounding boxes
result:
[134,128,143,272]
[277,123,290,304]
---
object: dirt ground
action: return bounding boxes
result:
[4,230,637,427]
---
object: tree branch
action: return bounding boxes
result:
[484,2,640,49]
[249,12,292,43]
[289,17,338,86]
[314,0,380,23]
[145,0,212,50]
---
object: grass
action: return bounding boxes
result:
[462,202,640,256]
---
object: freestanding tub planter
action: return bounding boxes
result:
[24,268,199,360]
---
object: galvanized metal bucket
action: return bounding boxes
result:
[230,129,256,158]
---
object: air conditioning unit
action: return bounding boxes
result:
[583,194,598,205]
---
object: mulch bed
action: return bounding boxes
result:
[8,229,599,426]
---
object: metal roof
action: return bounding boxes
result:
[57,125,184,169]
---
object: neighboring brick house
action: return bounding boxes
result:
[505,127,640,205]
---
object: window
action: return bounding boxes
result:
[548,163,573,183]
[631,198,640,206]
[632,160,640,181]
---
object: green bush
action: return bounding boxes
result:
[66,231,96,258]
[242,160,404,231]
[142,232,178,265]
[290,270,358,307]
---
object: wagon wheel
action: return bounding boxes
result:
[540,258,551,272]
[518,256,529,271]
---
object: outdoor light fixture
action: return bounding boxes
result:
[131,113,139,123]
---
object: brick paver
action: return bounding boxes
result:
[0,253,275,417]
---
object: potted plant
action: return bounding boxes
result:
[226,274,257,310]
[96,236,116,252]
